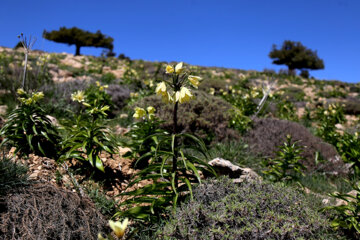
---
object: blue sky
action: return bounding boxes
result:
[1,0,359,83]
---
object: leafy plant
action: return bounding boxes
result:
[275,98,298,121]
[0,89,60,158]
[315,103,345,146]
[123,107,166,168]
[115,62,216,221]
[337,131,360,176]
[321,182,360,238]
[263,134,306,184]
[60,89,116,172]
[0,154,28,195]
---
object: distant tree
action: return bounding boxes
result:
[269,40,324,75]
[43,27,114,56]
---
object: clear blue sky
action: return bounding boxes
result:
[1,0,359,83]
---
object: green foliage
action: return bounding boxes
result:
[137,91,238,144]
[207,140,263,171]
[116,63,216,221]
[84,81,114,117]
[315,103,345,146]
[337,132,360,176]
[123,113,166,168]
[263,135,306,184]
[0,51,52,97]
[60,88,116,172]
[100,72,116,84]
[322,182,360,238]
[116,131,215,221]
[269,40,324,73]
[0,155,28,195]
[43,27,114,56]
[228,107,252,134]
[275,98,298,121]
[86,184,117,216]
[158,177,341,240]
[0,90,60,158]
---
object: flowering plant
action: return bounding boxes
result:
[0,89,60,158]
[116,62,216,221]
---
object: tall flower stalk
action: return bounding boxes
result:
[18,33,36,90]
[117,62,216,221]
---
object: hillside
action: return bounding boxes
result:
[1,46,360,239]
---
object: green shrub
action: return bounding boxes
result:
[263,134,306,184]
[0,90,60,158]
[60,90,116,172]
[100,72,116,84]
[0,155,28,195]
[321,182,360,239]
[136,91,240,144]
[159,177,341,240]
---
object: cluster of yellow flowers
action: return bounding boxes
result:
[155,62,202,104]
[36,54,50,67]
[17,88,44,105]
[96,81,108,91]
[133,106,156,120]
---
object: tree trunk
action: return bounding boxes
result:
[75,45,81,56]
[288,67,296,76]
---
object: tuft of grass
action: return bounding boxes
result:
[0,155,28,195]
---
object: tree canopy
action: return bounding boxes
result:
[269,40,324,74]
[43,27,114,56]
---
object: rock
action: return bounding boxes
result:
[0,105,8,115]
[336,190,358,206]
[208,158,261,183]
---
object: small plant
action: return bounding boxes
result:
[315,103,345,146]
[275,98,298,121]
[116,62,216,221]
[61,88,116,172]
[0,154,28,195]
[263,134,306,184]
[337,131,360,176]
[0,89,60,158]
[321,182,360,238]
[123,106,166,168]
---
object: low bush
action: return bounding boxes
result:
[158,177,342,240]
[243,117,348,175]
[136,91,240,144]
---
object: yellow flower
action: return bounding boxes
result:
[17,88,26,95]
[96,81,101,87]
[209,88,215,95]
[71,91,85,103]
[25,98,33,105]
[175,87,193,103]
[188,75,202,88]
[133,107,146,119]
[99,85,108,91]
[175,62,184,74]
[162,92,174,103]
[109,218,128,238]
[147,106,156,114]
[32,92,44,101]
[97,233,106,240]
[156,82,167,96]
[165,65,174,74]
